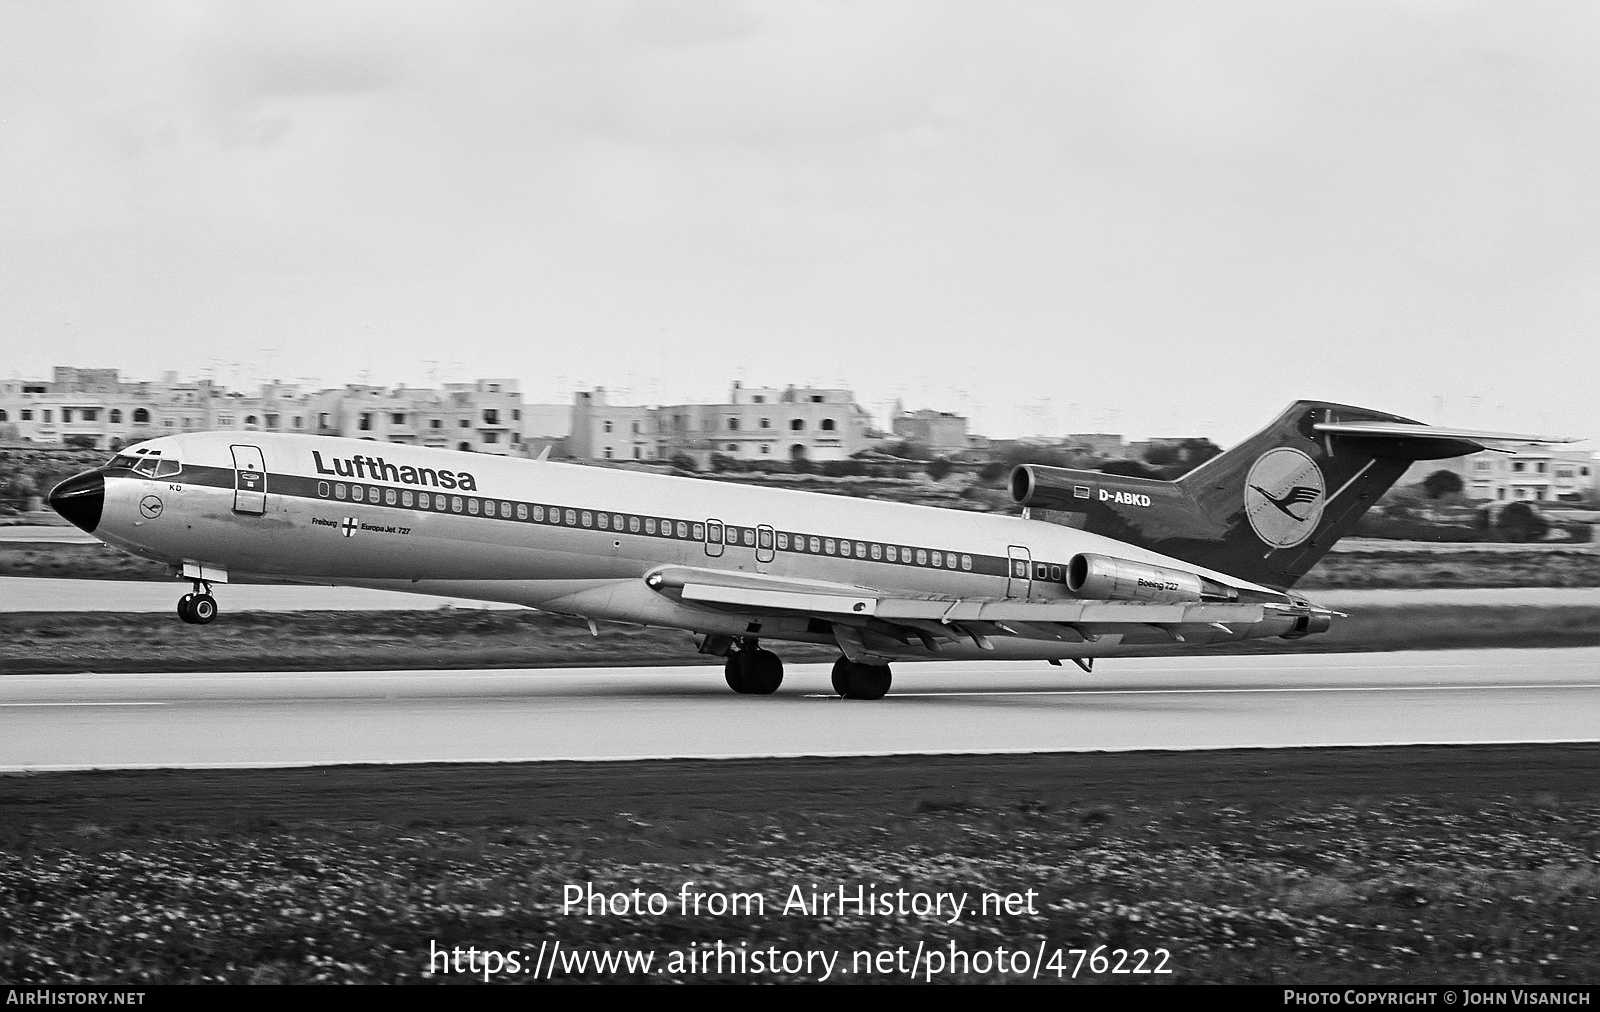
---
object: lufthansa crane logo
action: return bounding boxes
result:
[1243,448,1325,549]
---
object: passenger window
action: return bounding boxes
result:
[645,518,656,534]
[517,504,527,520]
[693,524,705,540]
[566,509,577,525]
[963,555,973,571]
[916,549,927,565]
[776,532,788,550]
[468,499,480,515]
[318,482,330,498]
[677,522,688,538]
[386,489,398,505]
[758,529,772,549]
[452,497,464,513]
[1036,564,1048,579]
[335,483,347,499]
[1050,565,1061,581]
[855,542,865,558]
[352,486,365,502]
[825,539,835,555]
[629,516,640,533]
[809,537,820,553]
[886,546,897,562]
[500,502,510,518]
[746,530,755,547]
[932,552,942,567]
[581,511,592,527]
[613,514,623,530]
[598,513,609,530]
[403,491,414,507]
[532,505,543,521]
[419,493,430,509]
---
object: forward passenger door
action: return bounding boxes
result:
[231,445,267,516]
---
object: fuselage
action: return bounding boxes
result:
[61,431,1309,661]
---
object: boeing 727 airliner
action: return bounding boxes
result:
[46,400,1563,698]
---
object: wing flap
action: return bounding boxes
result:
[680,583,877,617]
[652,565,1270,637]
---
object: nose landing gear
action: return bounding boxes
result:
[177,581,218,625]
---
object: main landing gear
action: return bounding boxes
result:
[715,638,893,699]
[831,657,892,700]
[724,640,784,694]
[177,582,218,625]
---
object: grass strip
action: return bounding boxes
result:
[2,746,1596,984]
[2,604,1598,675]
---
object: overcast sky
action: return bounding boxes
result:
[2,1,1597,444]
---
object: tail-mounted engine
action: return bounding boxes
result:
[1067,553,1237,604]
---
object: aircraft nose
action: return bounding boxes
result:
[49,469,105,534]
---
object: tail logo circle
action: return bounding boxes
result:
[1244,448,1325,549]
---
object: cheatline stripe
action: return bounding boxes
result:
[109,464,1081,586]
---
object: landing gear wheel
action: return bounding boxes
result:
[725,649,784,695]
[830,657,852,697]
[740,649,783,695]
[189,594,218,625]
[724,655,751,694]
[177,594,196,624]
[833,657,893,700]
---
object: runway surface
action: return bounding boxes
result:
[2,647,1597,771]
[4,576,1599,613]
[0,576,519,611]
[0,525,96,544]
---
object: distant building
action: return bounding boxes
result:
[1405,445,1598,503]
[892,408,969,455]
[1062,433,1127,459]
[0,368,564,457]
[570,382,875,465]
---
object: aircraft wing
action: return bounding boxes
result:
[644,565,1318,650]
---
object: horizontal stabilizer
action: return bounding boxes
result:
[1312,421,1577,446]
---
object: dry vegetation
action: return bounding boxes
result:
[2,748,1596,984]
[2,603,1598,676]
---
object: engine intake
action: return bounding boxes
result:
[1067,553,1233,604]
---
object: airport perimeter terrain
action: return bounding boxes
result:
[1,528,1597,985]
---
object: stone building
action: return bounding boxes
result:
[569,382,875,466]
[0,368,563,457]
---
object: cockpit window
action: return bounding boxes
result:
[111,451,181,478]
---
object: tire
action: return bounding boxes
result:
[845,663,892,700]
[176,594,195,624]
[741,650,784,695]
[830,657,852,697]
[190,594,218,625]
[724,655,751,694]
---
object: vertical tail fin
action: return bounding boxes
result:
[1011,401,1561,588]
